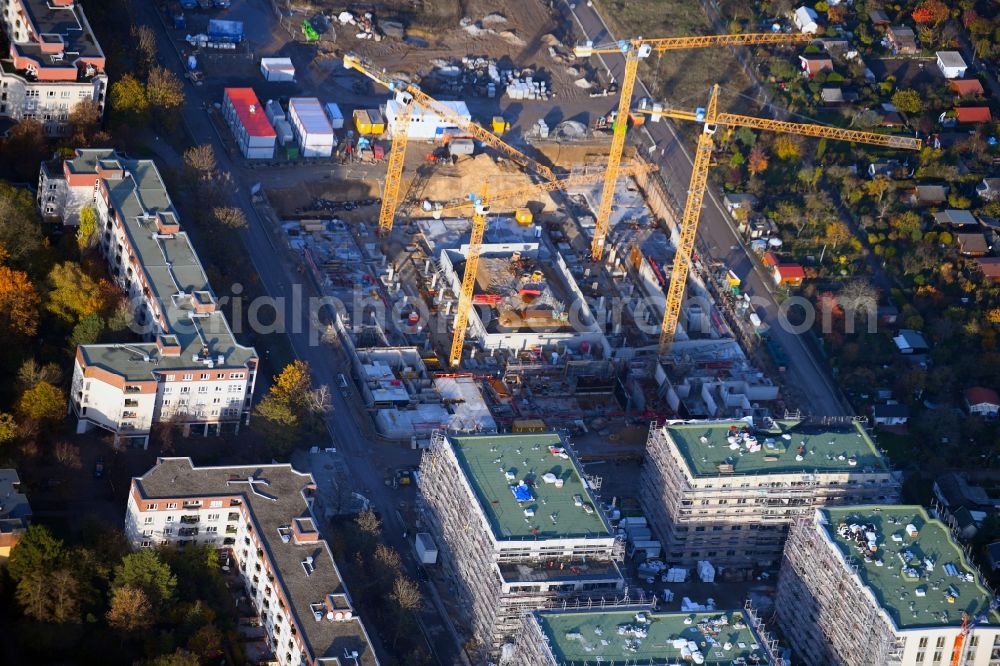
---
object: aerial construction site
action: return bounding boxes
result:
[255,29,913,445]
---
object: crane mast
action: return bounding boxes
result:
[449,189,489,367]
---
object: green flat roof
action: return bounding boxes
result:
[535,609,769,665]
[664,419,888,477]
[449,433,610,540]
[820,505,1000,630]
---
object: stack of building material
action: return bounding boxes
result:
[697,560,716,583]
[664,567,688,583]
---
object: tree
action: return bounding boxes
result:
[0,182,44,264]
[77,206,98,250]
[70,313,106,347]
[890,211,922,239]
[747,145,768,175]
[132,25,158,76]
[16,570,53,620]
[0,412,17,446]
[146,67,185,125]
[824,220,851,249]
[107,585,154,632]
[187,624,223,660]
[67,100,103,146]
[17,359,62,390]
[864,177,894,206]
[891,89,922,115]
[254,360,329,455]
[7,524,65,582]
[356,508,381,537]
[50,569,81,623]
[213,206,247,230]
[183,145,216,176]
[390,575,422,647]
[4,119,48,180]
[912,0,949,26]
[773,135,801,160]
[110,74,150,125]
[55,440,83,469]
[46,262,105,322]
[0,265,40,338]
[16,380,66,423]
[145,650,201,666]
[113,549,177,608]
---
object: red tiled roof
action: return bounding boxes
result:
[976,257,1000,279]
[224,88,276,138]
[776,264,806,279]
[955,107,992,123]
[949,79,984,97]
[965,387,1000,407]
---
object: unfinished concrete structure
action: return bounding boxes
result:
[777,506,1000,666]
[418,431,625,655]
[513,607,782,665]
[640,418,900,576]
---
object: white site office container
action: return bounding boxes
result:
[288,97,335,157]
[273,118,294,146]
[260,57,296,82]
[415,532,438,564]
[384,98,471,140]
[324,102,345,129]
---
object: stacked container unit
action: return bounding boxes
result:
[288,97,335,157]
[222,88,276,160]
[324,103,345,129]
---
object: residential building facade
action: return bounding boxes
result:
[126,458,378,666]
[0,0,106,134]
[46,149,258,448]
[418,431,626,655]
[639,419,900,577]
[777,506,1000,666]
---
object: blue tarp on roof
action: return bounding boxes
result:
[511,484,533,502]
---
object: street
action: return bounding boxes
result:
[560,0,851,417]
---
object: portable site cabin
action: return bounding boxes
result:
[288,97,335,157]
[222,88,276,159]
[384,99,471,140]
[260,57,295,82]
[324,103,345,129]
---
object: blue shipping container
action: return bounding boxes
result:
[207,19,244,43]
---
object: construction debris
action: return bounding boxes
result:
[422,56,552,100]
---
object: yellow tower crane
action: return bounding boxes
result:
[342,53,557,235]
[443,166,653,367]
[639,85,922,354]
[449,188,489,367]
[573,32,813,261]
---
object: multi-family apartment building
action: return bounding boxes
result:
[46,149,258,448]
[513,607,782,666]
[126,458,378,666]
[640,418,900,577]
[418,431,626,655]
[0,0,106,134]
[0,468,31,560]
[777,505,1000,666]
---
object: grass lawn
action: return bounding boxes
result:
[873,429,912,466]
[592,0,755,105]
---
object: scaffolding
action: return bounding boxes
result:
[777,518,899,666]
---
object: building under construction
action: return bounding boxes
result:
[512,606,783,666]
[417,431,626,655]
[639,418,901,577]
[777,506,1000,666]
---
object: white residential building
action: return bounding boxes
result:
[418,431,626,656]
[45,149,258,448]
[640,418,900,577]
[777,505,1000,666]
[126,458,378,666]
[937,51,969,79]
[793,6,820,34]
[0,0,106,134]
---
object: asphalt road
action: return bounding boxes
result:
[560,0,851,417]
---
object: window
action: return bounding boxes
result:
[915,653,925,663]
[145,503,157,511]
[182,374,193,381]
[166,503,177,510]
[230,372,245,379]
[207,513,220,521]
[144,516,154,525]
[180,386,190,394]
[933,651,942,663]
[937,638,946,649]
[165,375,175,381]
[213,398,221,404]
[229,384,242,393]
[166,516,174,523]
[198,386,208,394]
[200,373,209,380]
[206,526,218,534]
[142,529,153,537]
[140,540,151,548]
[210,500,223,508]
[163,527,172,536]
[47,90,55,97]
[163,400,171,406]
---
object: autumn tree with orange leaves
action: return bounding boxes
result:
[912,0,949,26]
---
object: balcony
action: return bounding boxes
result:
[124,399,139,407]
[180,515,200,524]
[121,411,137,419]
[225,525,238,535]
[178,527,199,537]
